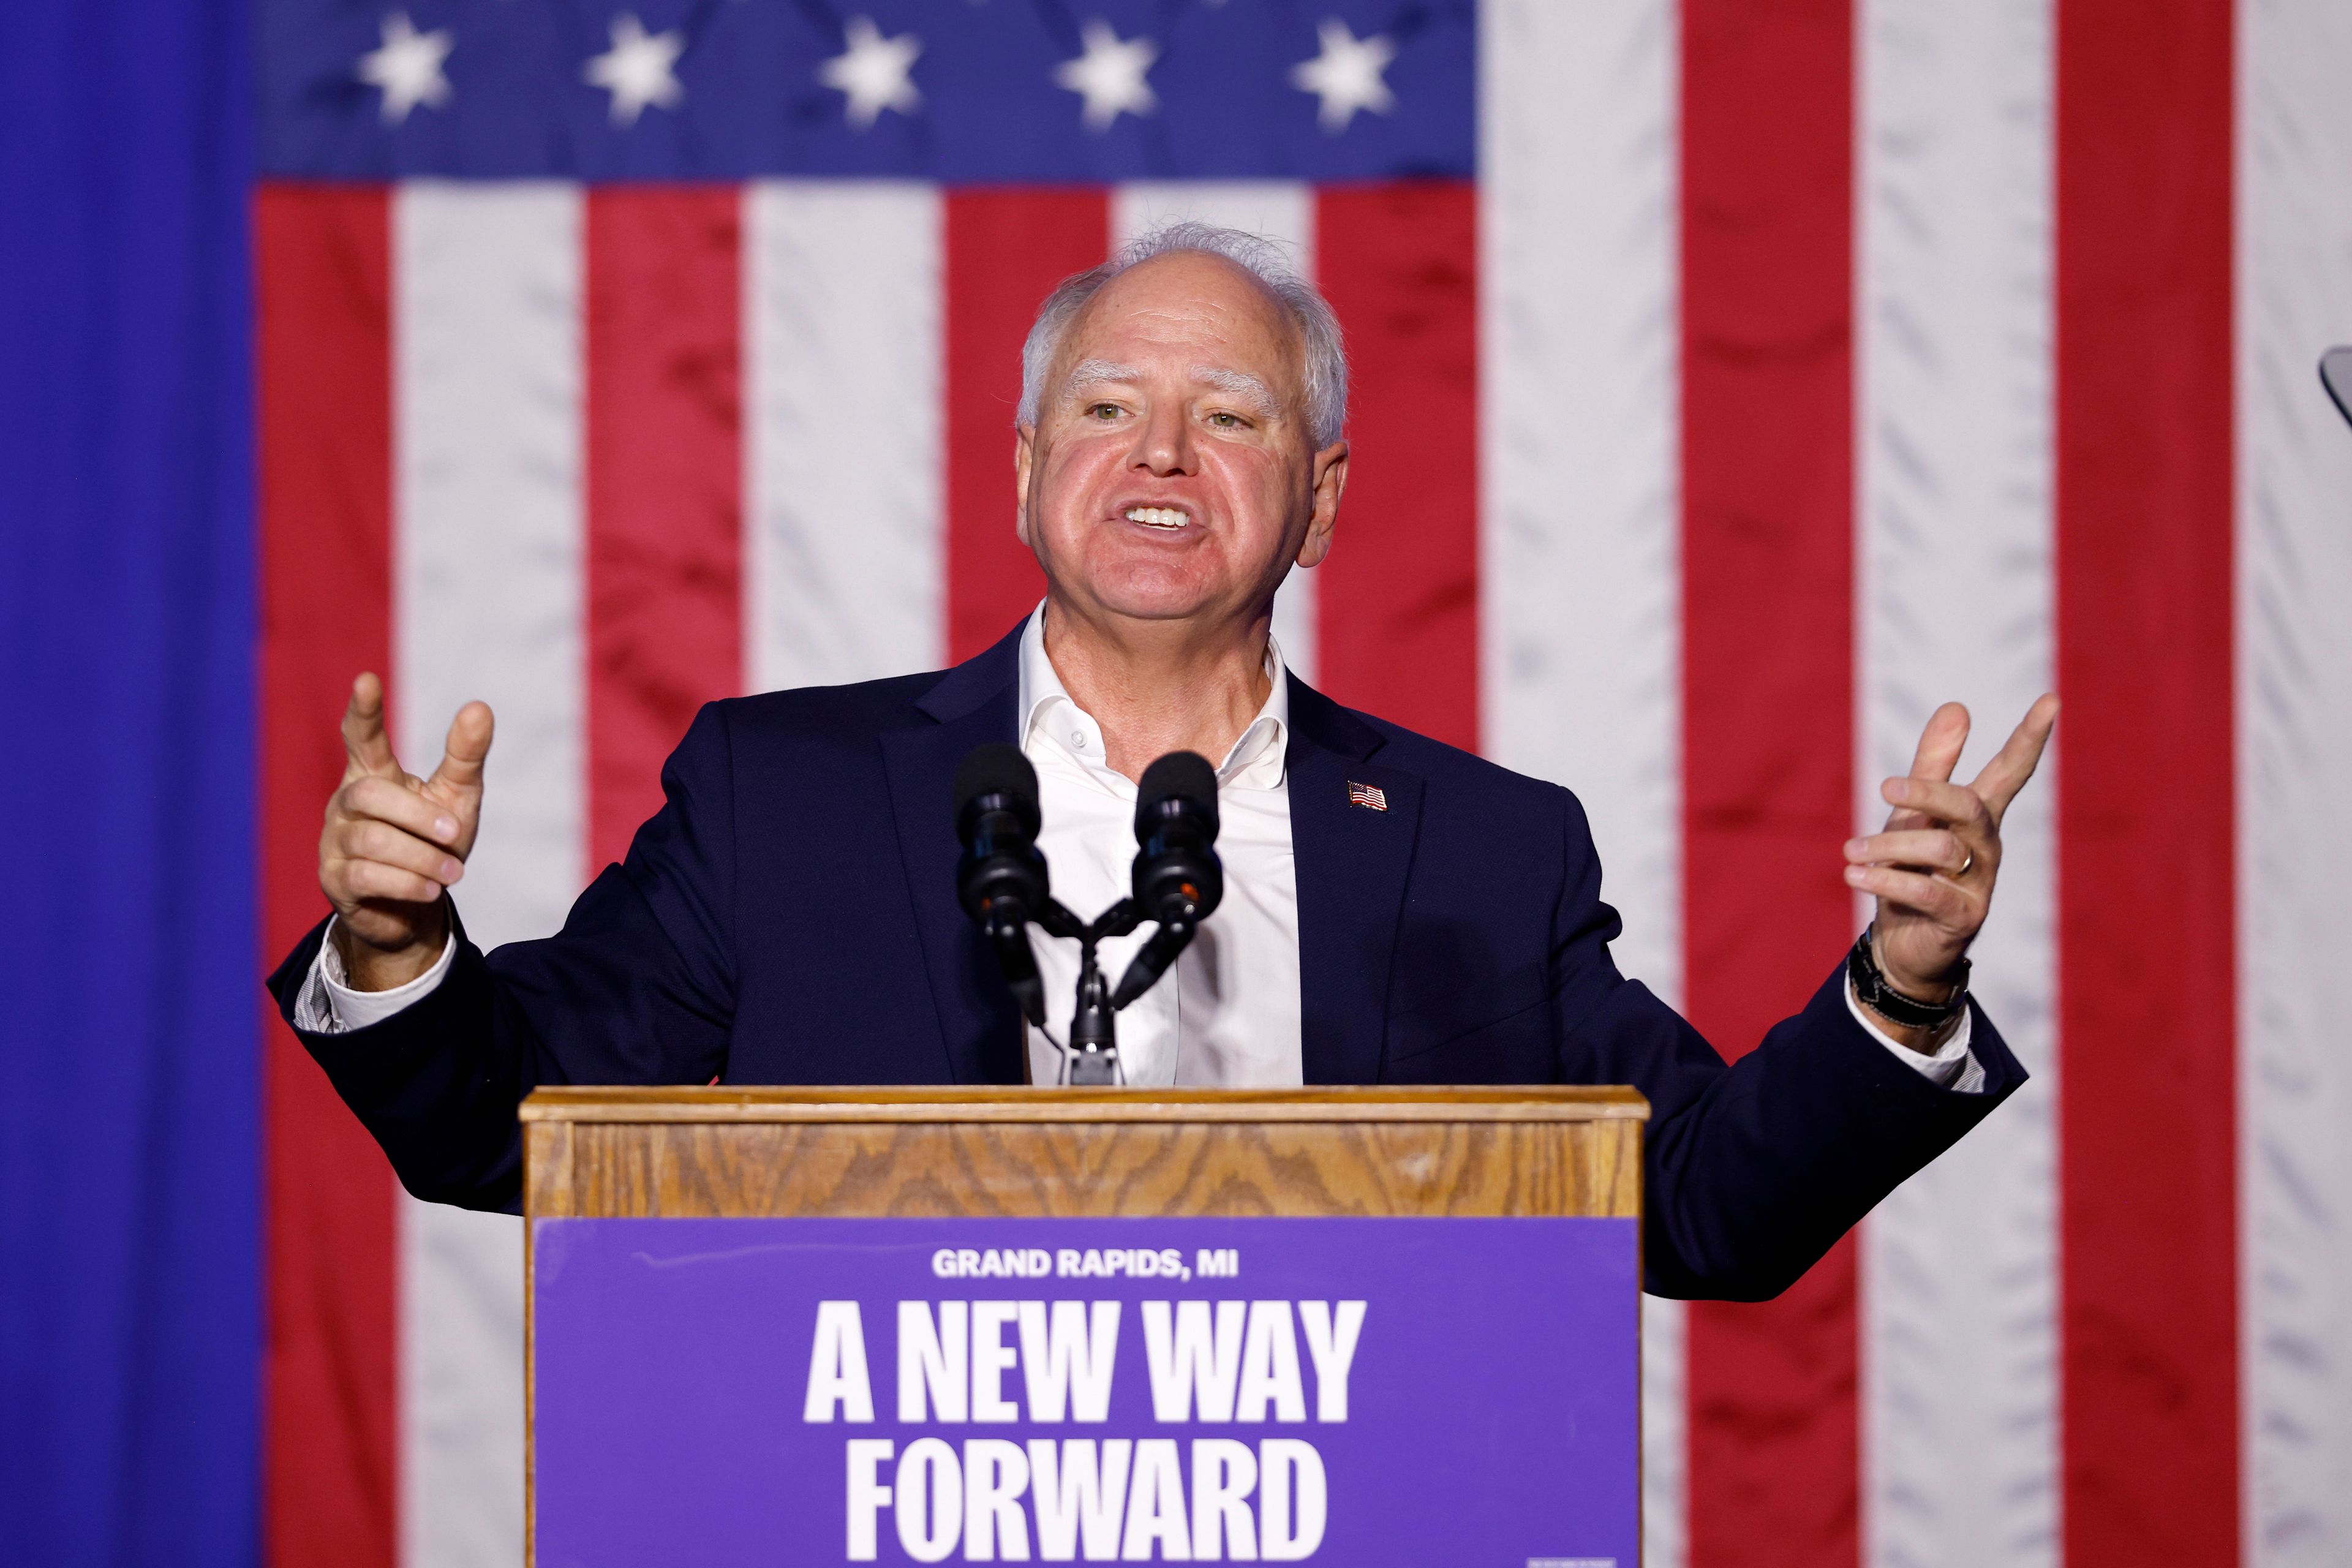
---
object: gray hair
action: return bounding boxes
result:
[1016,220,1349,446]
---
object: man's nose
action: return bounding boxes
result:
[1131,402,1196,477]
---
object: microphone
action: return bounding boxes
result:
[1110,752,1224,1009]
[953,745,1050,1025]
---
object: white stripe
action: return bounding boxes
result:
[1640,1290,1686,1568]
[1110,181,1314,267]
[1476,3,1683,1563]
[393,180,583,1568]
[1111,183,1320,687]
[745,182,944,693]
[1855,6,2059,1564]
[2240,1,2352,1559]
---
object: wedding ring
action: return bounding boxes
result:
[1956,849,1976,877]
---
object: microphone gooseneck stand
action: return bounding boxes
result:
[1033,896,1149,1085]
[953,745,1224,1087]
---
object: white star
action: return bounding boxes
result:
[818,17,922,130]
[1053,19,1158,133]
[356,12,453,126]
[583,13,685,128]
[1289,18,1396,134]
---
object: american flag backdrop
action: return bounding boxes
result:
[245,2,2352,1566]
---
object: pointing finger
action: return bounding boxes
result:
[428,701,495,793]
[340,673,403,780]
[1970,693,2059,824]
[1905,701,1972,785]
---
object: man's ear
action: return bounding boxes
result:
[1295,440,1348,568]
[1013,425,1037,546]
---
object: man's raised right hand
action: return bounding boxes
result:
[319,673,495,992]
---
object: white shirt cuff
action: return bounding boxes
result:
[1845,978,1985,1095]
[292,917,456,1035]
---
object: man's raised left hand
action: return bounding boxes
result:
[1842,694,2061,1043]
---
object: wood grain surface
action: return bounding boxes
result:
[522,1087,1644,1221]
[521,1083,1649,1121]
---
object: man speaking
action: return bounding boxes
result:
[270,222,2056,1302]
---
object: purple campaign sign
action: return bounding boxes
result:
[534,1217,1635,1566]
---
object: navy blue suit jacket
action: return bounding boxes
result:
[269,625,2024,1300]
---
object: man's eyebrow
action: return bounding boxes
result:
[1189,366,1281,417]
[1057,359,1284,418]
[1060,359,1145,397]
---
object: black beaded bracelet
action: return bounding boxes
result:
[1846,929,1969,1030]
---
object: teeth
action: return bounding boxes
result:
[1125,506,1189,529]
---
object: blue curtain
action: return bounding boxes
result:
[0,0,258,1562]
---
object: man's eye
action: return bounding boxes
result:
[1089,403,1121,420]
[1208,412,1241,428]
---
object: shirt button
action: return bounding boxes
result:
[1071,731,1087,749]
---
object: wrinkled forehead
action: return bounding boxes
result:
[1057,252,1306,400]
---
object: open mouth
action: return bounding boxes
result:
[1123,505,1191,531]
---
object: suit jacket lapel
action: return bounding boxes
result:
[880,643,1428,1088]
[878,627,1026,1084]
[1285,677,1425,1085]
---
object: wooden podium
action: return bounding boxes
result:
[522,1085,1648,1566]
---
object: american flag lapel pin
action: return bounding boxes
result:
[1346,780,1388,812]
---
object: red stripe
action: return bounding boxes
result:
[1313,182,1480,752]
[1678,6,1860,1566]
[255,184,399,1568]
[943,189,1109,663]
[584,188,744,870]
[2054,1,2238,1559]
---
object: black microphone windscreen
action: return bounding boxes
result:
[1136,751,1219,838]
[2324,347,2352,429]
[954,745,1040,832]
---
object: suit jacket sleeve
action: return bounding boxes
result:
[264,703,742,1214]
[1543,788,2029,1302]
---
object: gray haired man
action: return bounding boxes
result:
[276,222,2054,1302]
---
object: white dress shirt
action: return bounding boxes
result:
[293,909,454,1034]
[296,603,1980,1093]
[1015,608,1301,1086]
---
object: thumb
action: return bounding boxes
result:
[428,701,496,796]
[341,673,404,780]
